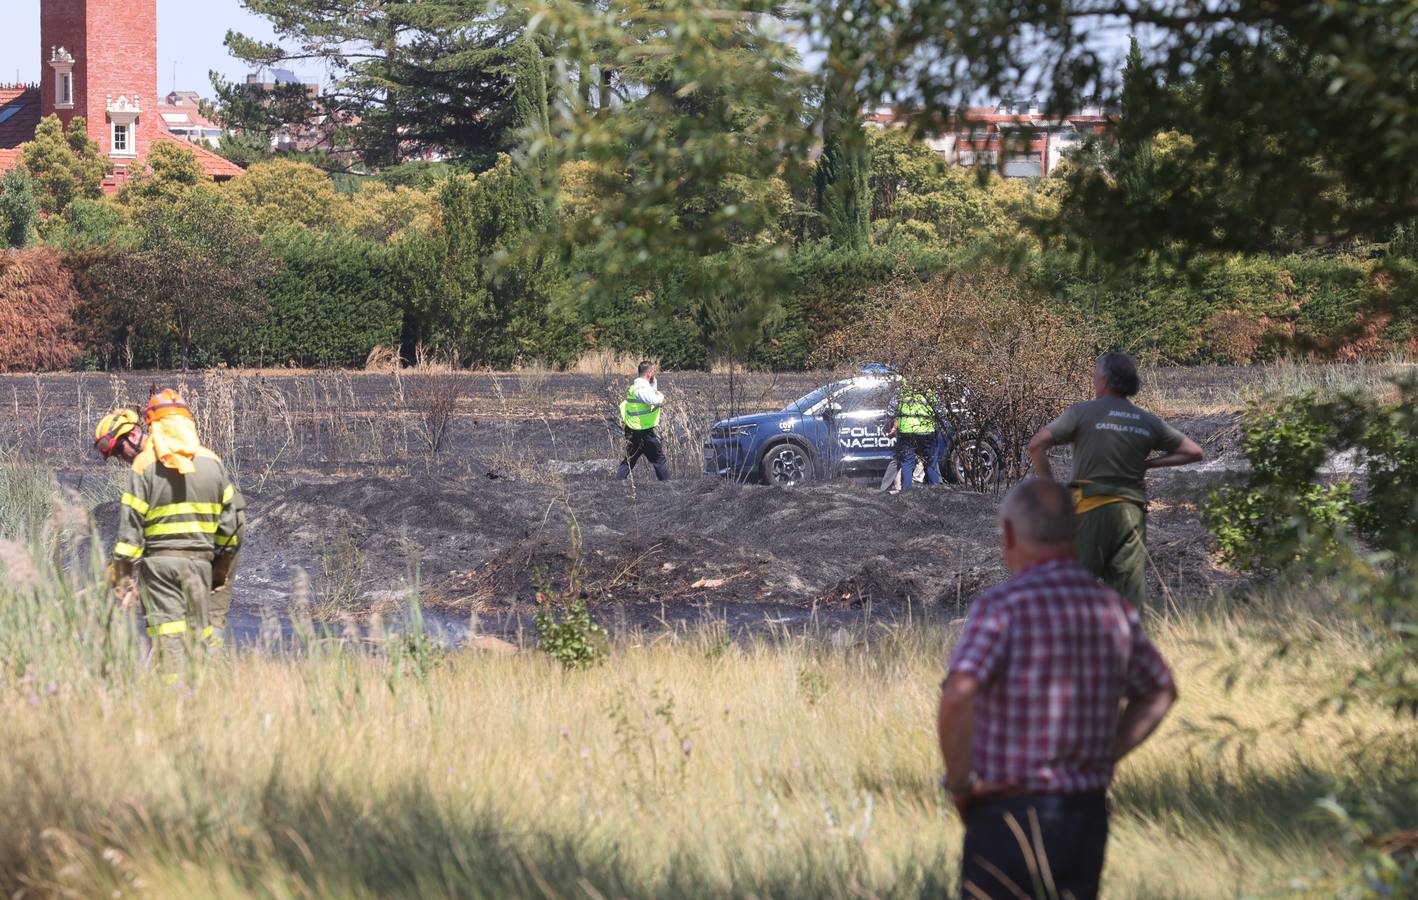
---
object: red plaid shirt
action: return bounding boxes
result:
[947,558,1173,794]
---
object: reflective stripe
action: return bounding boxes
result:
[113,541,144,559]
[222,484,235,504]
[121,493,151,516]
[145,498,222,521]
[146,502,222,520]
[143,521,220,538]
[147,620,188,637]
[621,386,661,430]
[214,534,240,548]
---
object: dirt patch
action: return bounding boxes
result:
[57,371,1251,635]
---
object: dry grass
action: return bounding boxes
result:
[0,591,1409,898]
[1147,357,1418,418]
[0,424,1414,898]
[566,349,644,376]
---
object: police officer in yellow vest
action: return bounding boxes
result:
[1027,353,1203,608]
[616,361,671,482]
[886,380,943,491]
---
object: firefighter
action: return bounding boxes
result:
[1027,353,1204,608]
[886,380,942,491]
[94,390,245,673]
[616,361,670,482]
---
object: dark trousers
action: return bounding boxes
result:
[960,791,1109,900]
[900,432,942,491]
[616,427,670,482]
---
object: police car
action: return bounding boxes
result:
[703,367,1002,486]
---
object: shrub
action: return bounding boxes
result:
[830,264,1096,485]
[1206,395,1354,571]
[533,600,609,670]
[240,232,403,368]
[0,249,84,371]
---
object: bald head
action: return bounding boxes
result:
[1000,479,1077,564]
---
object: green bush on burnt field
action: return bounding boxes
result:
[1205,379,1418,894]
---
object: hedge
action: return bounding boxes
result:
[234,232,403,368]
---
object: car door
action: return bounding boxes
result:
[828,379,897,476]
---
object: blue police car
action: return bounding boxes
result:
[703,368,1003,486]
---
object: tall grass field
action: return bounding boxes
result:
[0,562,1411,899]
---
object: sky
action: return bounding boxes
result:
[0,0,321,95]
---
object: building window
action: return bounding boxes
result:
[1002,152,1044,178]
[106,95,141,158]
[50,47,76,110]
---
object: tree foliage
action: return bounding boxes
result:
[101,188,277,369]
[0,167,40,249]
[0,250,84,371]
[220,0,537,168]
[227,159,349,234]
[871,1,1418,254]
[19,116,107,217]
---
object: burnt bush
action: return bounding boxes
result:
[0,249,84,372]
[829,265,1095,486]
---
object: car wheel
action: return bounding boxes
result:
[946,436,1002,486]
[760,443,813,486]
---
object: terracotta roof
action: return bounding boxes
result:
[153,133,245,179]
[157,101,220,131]
[0,86,40,152]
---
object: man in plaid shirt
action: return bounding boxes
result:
[938,479,1177,899]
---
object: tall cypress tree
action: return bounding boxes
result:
[814,13,870,249]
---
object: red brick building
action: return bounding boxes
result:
[0,0,242,187]
[866,100,1114,178]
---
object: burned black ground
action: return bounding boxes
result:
[11,368,1252,638]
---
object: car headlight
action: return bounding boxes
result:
[718,423,758,438]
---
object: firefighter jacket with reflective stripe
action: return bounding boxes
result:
[896,387,939,435]
[113,445,245,562]
[620,381,662,431]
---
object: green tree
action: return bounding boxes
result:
[120,140,206,208]
[343,182,437,244]
[0,166,40,248]
[540,0,809,297]
[214,130,276,169]
[398,158,570,365]
[870,1,1418,252]
[220,0,533,168]
[814,5,871,250]
[226,159,347,234]
[42,197,130,252]
[108,187,277,369]
[18,116,108,216]
[867,127,1005,246]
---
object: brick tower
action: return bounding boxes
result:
[39,0,159,177]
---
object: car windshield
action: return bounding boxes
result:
[785,382,847,412]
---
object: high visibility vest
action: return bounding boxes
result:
[897,387,938,435]
[621,384,661,431]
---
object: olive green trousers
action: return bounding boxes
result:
[1076,502,1149,610]
[138,555,218,675]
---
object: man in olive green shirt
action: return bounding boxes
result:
[1027,353,1204,608]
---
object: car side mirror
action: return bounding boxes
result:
[823,401,843,416]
